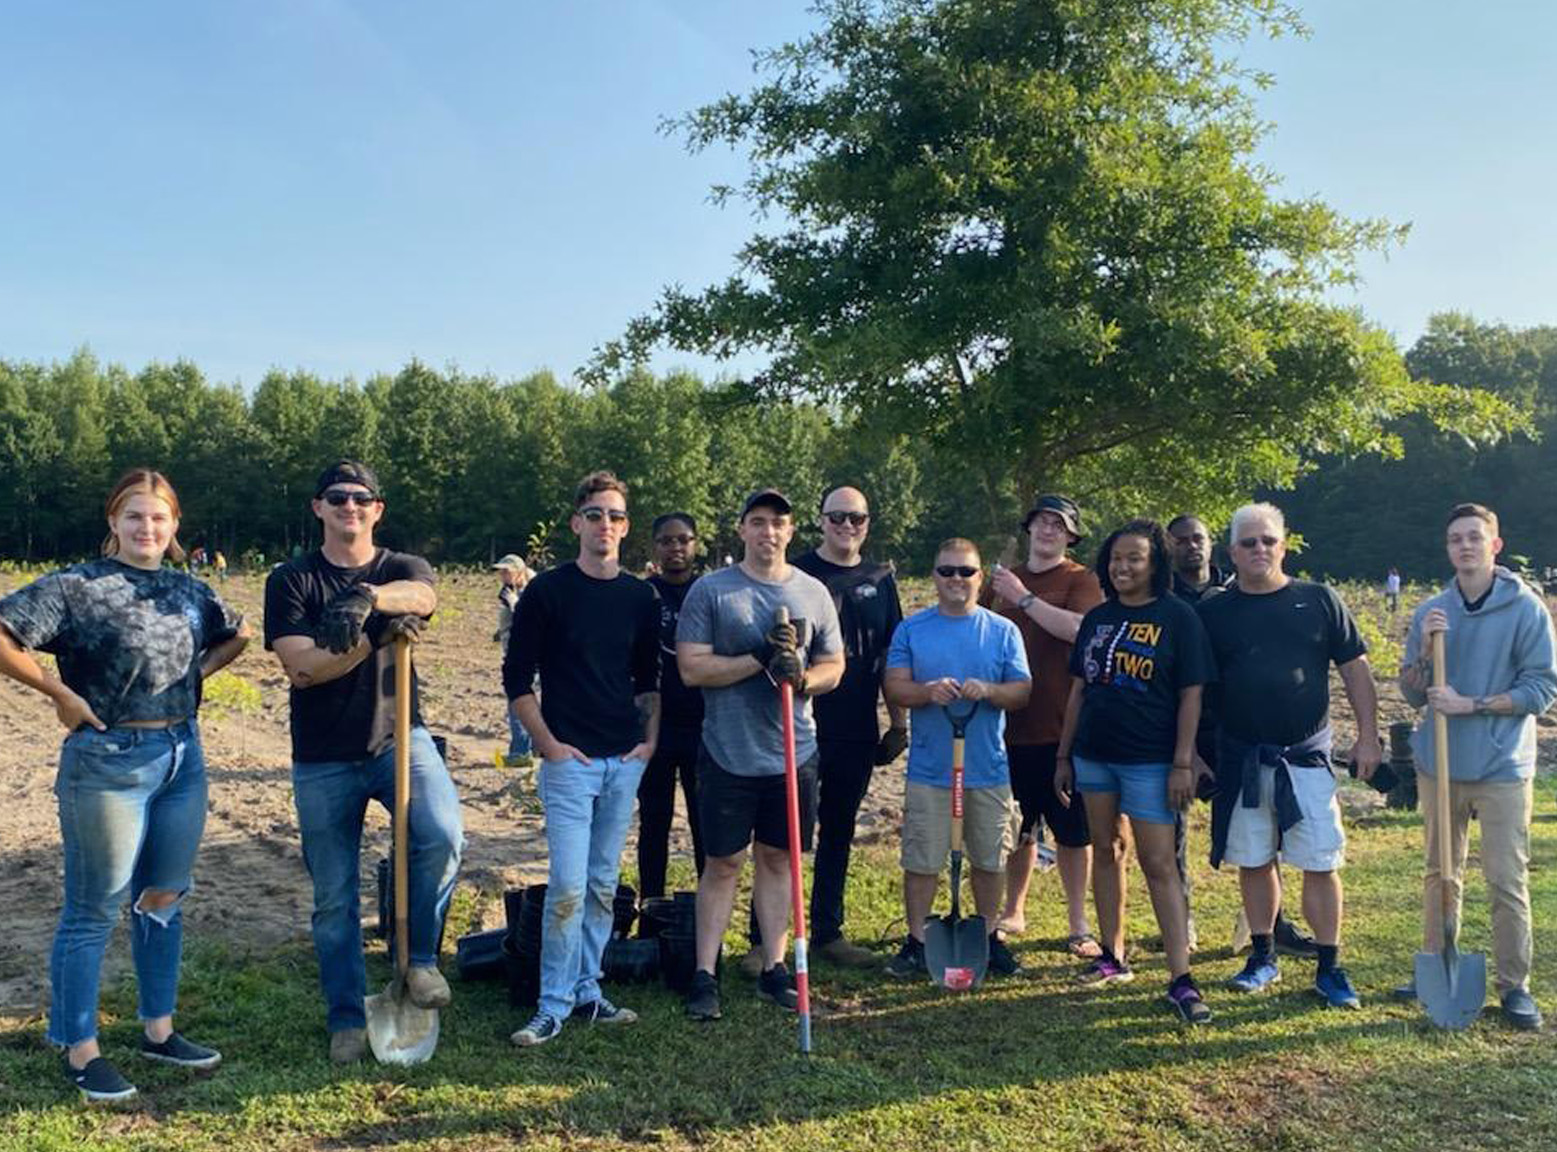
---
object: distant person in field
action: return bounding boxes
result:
[264,460,462,1064]
[0,470,249,1103]
[1168,513,1315,961]
[212,549,227,582]
[984,494,1103,958]
[883,538,1030,980]
[503,471,660,1048]
[676,489,843,1022]
[636,512,707,899]
[1197,502,1381,1010]
[1396,502,1556,1030]
[1054,520,1213,1022]
[1386,567,1402,614]
[492,554,534,767]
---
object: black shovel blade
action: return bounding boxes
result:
[925,912,989,991]
[1414,944,1486,1030]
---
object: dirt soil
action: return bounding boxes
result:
[1,569,1552,1020]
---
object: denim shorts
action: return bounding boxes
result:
[1073,755,1175,825]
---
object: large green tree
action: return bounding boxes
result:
[593,0,1520,541]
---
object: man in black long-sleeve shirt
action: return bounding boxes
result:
[503,470,660,1047]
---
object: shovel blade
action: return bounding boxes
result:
[925,912,989,991]
[1414,948,1486,1030]
[366,979,441,1065]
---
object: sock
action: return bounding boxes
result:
[1316,944,1339,973]
[1169,972,1196,993]
[1250,933,1274,959]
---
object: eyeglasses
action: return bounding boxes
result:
[1236,535,1281,549]
[322,490,379,507]
[824,511,869,526]
[935,565,979,579]
[579,507,629,524]
[655,534,695,546]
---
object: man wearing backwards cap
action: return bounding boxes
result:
[263,460,464,1064]
[984,494,1104,957]
[676,489,844,1022]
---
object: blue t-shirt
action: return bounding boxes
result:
[0,558,243,726]
[886,605,1030,789]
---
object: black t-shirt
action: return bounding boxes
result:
[1196,579,1366,746]
[1069,595,1215,763]
[792,551,903,743]
[263,548,435,763]
[648,573,704,734]
[502,562,660,758]
[1171,564,1229,605]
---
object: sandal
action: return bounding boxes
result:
[1067,933,1103,960]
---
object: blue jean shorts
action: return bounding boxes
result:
[1073,755,1174,825]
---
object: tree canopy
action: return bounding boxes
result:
[592,0,1522,536]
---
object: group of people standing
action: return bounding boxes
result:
[2,459,1551,1102]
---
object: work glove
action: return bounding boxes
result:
[874,726,908,766]
[318,585,376,653]
[765,647,805,691]
[371,613,428,648]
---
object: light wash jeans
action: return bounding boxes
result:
[292,726,464,1033]
[507,710,533,760]
[49,721,207,1047]
[536,754,646,1019]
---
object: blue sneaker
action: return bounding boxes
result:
[1227,954,1280,993]
[1314,966,1361,1010]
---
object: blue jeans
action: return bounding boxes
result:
[507,710,533,760]
[292,727,464,1033]
[49,721,208,1047]
[537,754,646,1019]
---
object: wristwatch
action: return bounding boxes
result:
[1017,592,1037,611]
[1473,696,1491,714]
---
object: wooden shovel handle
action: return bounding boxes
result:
[1431,631,1453,886]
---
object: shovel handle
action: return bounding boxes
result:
[1430,631,1452,887]
[949,735,965,852]
[394,634,412,979]
[773,606,812,1053]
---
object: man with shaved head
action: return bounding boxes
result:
[784,485,907,966]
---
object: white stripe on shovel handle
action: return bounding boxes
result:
[775,606,813,1053]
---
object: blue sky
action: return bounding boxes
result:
[1,1,1552,389]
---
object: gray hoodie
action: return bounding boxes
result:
[1401,566,1557,782]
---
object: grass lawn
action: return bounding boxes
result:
[3,777,1554,1152]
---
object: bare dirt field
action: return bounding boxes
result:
[1,566,1549,1022]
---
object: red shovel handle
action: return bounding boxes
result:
[775,607,812,1053]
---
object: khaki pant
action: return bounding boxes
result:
[1419,773,1534,993]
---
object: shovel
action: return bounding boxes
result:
[773,607,813,1054]
[925,700,988,991]
[1413,630,1486,1029]
[366,633,441,1064]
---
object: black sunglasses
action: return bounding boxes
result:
[579,507,629,524]
[935,565,979,579]
[1236,535,1281,549]
[322,490,379,507]
[655,533,695,546]
[824,511,869,526]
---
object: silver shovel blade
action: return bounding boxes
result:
[925,913,989,991]
[366,978,441,1065]
[1414,947,1486,1030]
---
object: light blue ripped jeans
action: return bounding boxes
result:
[48,720,208,1047]
[536,754,646,1020]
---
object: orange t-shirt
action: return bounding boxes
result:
[980,558,1104,746]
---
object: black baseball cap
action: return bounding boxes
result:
[741,489,793,519]
[315,460,382,499]
[1022,493,1082,538]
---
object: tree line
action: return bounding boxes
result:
[2,311,1551,579]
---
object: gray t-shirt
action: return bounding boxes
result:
[676,563,842,776]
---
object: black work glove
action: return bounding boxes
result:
[766,647,805,690]
[370,613,427,648]
[751,620,799,667]
[318,585,376,654]
[874,726,908,766]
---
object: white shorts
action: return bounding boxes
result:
[1222,762,1346,872]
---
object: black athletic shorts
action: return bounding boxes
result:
[1008,742,1090,848]
[697,742,818,859]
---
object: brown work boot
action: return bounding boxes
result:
[816,937,879,968]
[329,1027,367,1064]
[405,964,452,1009]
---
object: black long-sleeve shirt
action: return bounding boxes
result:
[502,562,660,758]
